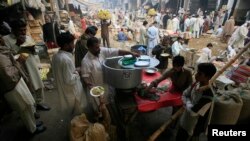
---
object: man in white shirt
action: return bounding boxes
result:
[184,16,191,32]
[140,21,148,45]
[197,43,213,64]
[171,37,184,56]
[172,15,180,33]
[2,19,50,111]
[81,37,139,116]
[147,21,159,57]
[52,32,86,120]
[155,12,161,27]
[215,25,223,37]
[226,45,236,60]
[228,22,250,49]
[190,15,196,32]
[0,44,46,134]
[193,15,201,38]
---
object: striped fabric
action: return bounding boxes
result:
[230,65,250,83]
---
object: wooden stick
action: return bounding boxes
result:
[148,107,185,141]
[199,42,250,92]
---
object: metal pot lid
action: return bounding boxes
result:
[135,61,150,67]
[118,56,159,69]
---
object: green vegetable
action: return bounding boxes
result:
[157,85,168,91]
[92,87,104,95]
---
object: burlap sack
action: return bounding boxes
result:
[180,50,193,67]
[192,53,201,68]
[211,92,243,124]
[70,114,90,141]
[179,109,199,136]
[85,123,107,141]
[185,51,195,67]
[180,50,188,66]
[238,90,250,124]
[70,113,109,141]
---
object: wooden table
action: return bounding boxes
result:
[114,71,183,122]
[134,71,183,112]
[113,70,183,140]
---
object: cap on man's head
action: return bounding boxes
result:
[56,32,75,48]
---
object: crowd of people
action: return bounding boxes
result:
[82,7,250,66]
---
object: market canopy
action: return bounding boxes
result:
[70,0,102,10]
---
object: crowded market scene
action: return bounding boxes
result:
[0,0,250,141]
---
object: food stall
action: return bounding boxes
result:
[102,55,183,138]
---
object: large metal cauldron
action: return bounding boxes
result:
[103,56,142,89]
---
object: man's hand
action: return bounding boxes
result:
[147,80,158,90]
[87,83,94,90]
[75,67,81,74]
[17,53,28,63]
[73,71,79,75]
[99,95,105,105]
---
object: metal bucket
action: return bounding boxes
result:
[102,56,142,89]
[157,53,169,69]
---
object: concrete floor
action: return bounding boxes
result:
[0,89,69,141]
[0,87,184,141]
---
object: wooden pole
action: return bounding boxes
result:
[148,107,185,141]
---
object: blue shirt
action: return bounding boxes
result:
[118,31,127,41]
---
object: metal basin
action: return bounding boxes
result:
[103,56,142,89]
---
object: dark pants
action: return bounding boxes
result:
[102,36,110,48]
[176,127,189,141]
[176,127,200,141]
[171,106,182,128]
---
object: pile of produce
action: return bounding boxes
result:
[148,8,157,16]
[97,10,111,20]
[40,68,49,81]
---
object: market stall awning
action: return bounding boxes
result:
[70,0,102,8]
